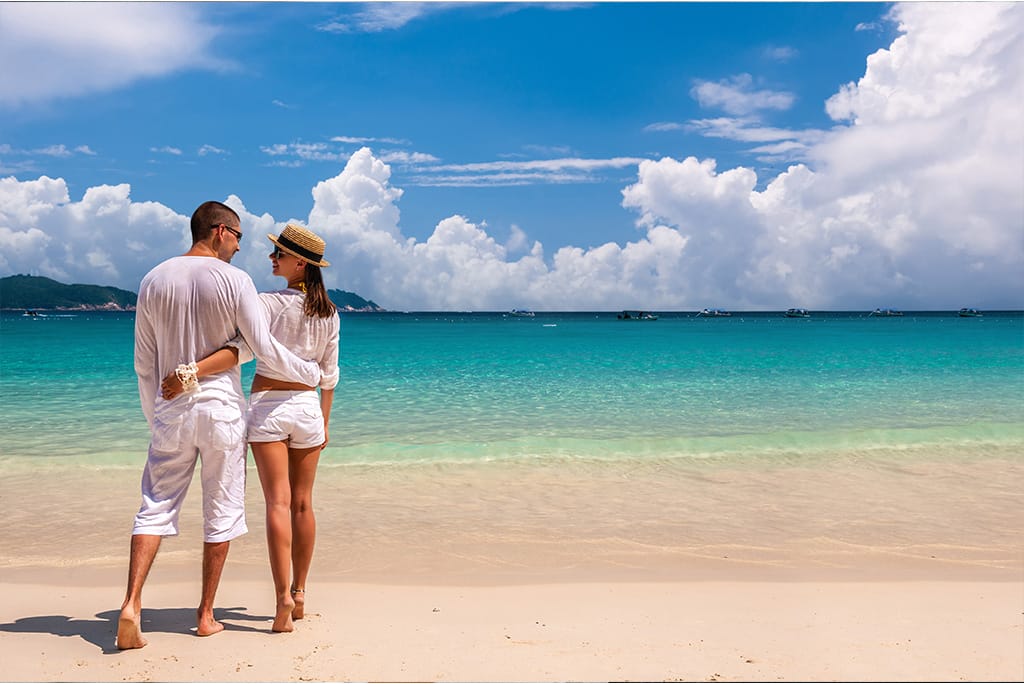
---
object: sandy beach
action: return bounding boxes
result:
[2,455,1022,681]
[1,568,1021,682]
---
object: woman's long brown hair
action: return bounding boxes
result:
[302,264,337,318]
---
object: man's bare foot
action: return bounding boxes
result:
[291,588,305,620]
[196,610,224,637]
[116,607,147,650]
[273,594,295,633]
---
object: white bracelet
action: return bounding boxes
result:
[175,362,199,393]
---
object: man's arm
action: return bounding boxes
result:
[318,314,341,390]
[317,315,340,447]
[133,299,158,427]
[233,279,321,386]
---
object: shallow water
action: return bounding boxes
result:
[2,310,1022,465]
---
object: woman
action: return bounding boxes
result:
[162,223,339,633]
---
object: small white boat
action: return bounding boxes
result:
[697,308,731,317]
[958,308,983,317]
[784,308,810,318]
[508,309,535,317]
[869,308,903,317]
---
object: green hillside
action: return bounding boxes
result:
[0,275,137,310]
[327,289,384,312]
[1,274,384,312]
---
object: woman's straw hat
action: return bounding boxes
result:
[268,224,330,267]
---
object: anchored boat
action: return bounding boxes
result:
[617,310,658,320]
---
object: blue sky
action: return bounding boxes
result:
[2,2,1022,310]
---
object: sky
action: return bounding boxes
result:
[1,1,1022,311]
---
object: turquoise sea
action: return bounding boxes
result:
[2,309,1023,578]
[2,310,1022,468]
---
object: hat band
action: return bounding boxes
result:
[277,234,323,262]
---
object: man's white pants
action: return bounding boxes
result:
[132,395,248,543]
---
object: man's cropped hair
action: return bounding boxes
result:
[191,201,240,243]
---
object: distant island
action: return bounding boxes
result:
[0,275,385,312]
[0,275,137,311]
[327,288,385,312]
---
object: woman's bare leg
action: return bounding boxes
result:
[288,445,321,619]
[252,441,295,632]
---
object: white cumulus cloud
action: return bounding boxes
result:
[317,2,449,34]
[691,74,796,116]
[0,176,187,286]
[260,142,350,164]
[411,156,649,188]
[622,2,1023,309]
[198,145,228,157]
[1,4,1021,311]
[763,45,798,62]
[0,3,223,107]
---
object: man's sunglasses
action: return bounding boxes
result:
[213,223,242,241]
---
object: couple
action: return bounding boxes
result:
[117,201,340,649]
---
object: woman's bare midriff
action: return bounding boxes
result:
[251,373,317,393]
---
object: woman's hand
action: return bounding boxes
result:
[161,372,184,400]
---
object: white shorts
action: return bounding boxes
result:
[246,390,325,449]
[133,395,248,543]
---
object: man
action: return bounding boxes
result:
[117,201,321,649]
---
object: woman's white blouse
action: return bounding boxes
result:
[253,289,340,390]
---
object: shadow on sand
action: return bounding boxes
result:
[0,606,271,653]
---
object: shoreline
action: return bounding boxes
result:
[3,452,1022,585]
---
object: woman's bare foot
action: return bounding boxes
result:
[196,609,224,637]
[291,588,305,620]
[273,593,296,633]
[116,606,147,650]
